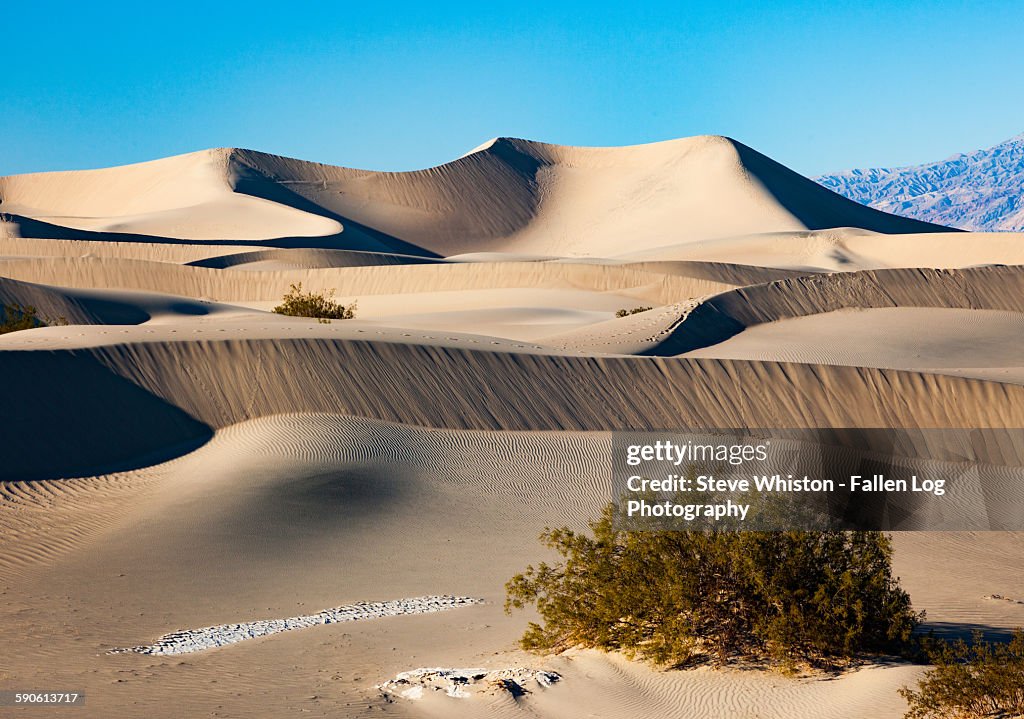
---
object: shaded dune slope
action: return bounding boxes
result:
[0,276,235,326]
[2,349,212,480]
[4,337,1024,480]
[616,260,806,285]
[187,247,443,270]
[0,276,102,325]
[0,210,436,256]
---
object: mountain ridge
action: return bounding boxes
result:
[816,134,1024,232]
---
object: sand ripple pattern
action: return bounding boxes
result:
[0,473,162,575]
[110,595,481,655]
[220,413,611,510]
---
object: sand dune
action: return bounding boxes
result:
[2,136,949,259]
[0,207,435,255]
[0,234,260,264]
[543,263,1024,355]
[6,330,1024,482]
[228,137,950,256]
[0,275,104,325]
[621,227,1024,270]
[683,307,1024,383]
[0,255,736,310]
[2,135,1020,718]
[0,151,341,240]
[626,264,1024,355]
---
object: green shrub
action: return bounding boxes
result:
[272,283,356,323]
[1,303,68,334]
[900,629,1024,719]
[505,504,921,670]
[1,303,42,334]
[615,306,653,318]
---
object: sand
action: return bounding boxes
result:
[2,136,1022,718]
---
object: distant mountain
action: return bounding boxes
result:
[816,134,1024,232]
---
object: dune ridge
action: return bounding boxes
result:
[2,136,950,258]
[619,227,1024,270]
[5,333,1024,481]
[636,264,1024,355]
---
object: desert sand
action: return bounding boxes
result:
[2,136,1023,718]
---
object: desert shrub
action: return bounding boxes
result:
[1,303,70,334]
[900,629,1024,719]
[1,303,42,334]
[505,504,921,669]
[615,306,653,318]
[272,283,356,323]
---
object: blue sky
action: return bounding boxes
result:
[5,1,1023,177]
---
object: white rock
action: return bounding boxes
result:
[378,667,561,701]
[110,595,481,655]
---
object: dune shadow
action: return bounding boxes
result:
[2,211,439,257]
[731,142,959,235]
[186,248,443,270]
[227,165,442,258]
[640,300,745,356]
[0,350,213,481]
[917,621,1020,643]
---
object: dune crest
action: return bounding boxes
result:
[2,135,951,257]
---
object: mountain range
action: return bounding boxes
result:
[816,134,1024,232]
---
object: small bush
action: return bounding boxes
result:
[272,283,356,324]
[900,629,1024,719]
[1,303,42,334]
[615,306,653,318]
[1,303,70,334]
[505,504,921,670]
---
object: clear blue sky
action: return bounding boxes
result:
[5,1,1023,177]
